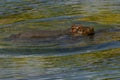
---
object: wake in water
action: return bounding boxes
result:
[0,26,120,56]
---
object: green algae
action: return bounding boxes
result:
[1,48,119,68]
[80,12,120,25]
[46,48,120,60]
[37,48,120,68]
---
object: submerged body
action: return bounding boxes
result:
[9,24,95,40]
[10,30,65,39]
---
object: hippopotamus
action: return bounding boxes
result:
[8,24,95,41]
[5,24,120,46]
[9,24,94,39]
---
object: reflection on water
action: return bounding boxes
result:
[0,48,120,80]
[0,0,120,25]
[0,0,120,80]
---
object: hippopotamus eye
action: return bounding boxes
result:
[76,27,80,29]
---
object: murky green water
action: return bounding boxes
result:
[0,0,120,80]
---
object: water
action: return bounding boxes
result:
[0,0,120,80]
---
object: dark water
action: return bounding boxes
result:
[0,0,120,80]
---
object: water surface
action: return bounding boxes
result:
[0,0,120,80]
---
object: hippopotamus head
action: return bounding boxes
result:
[70,24,95,36]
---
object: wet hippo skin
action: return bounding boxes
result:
[9,24,95,40]
[9,30,66,39]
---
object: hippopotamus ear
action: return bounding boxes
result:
[78,24,83,27]
[90,27,95,35]
[90,27,94,30]
[71,24,76,28]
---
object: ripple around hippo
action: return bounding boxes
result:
[7,24,95,42]
[1,26,120,56]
